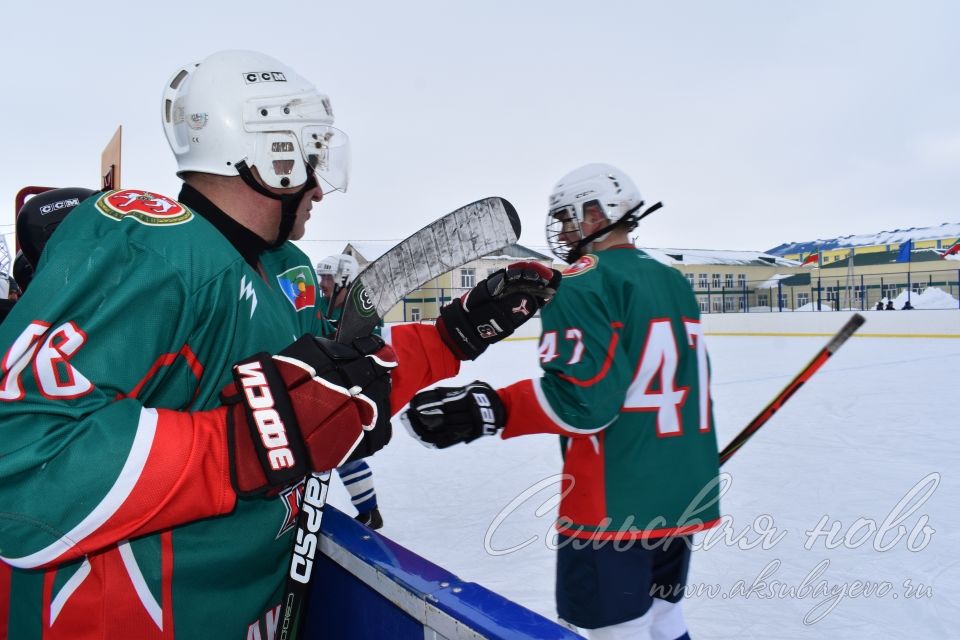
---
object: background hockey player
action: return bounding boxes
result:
[0,49,557,639]
[316,252,385,528]
[403,163,721,640]
[0,187,97,322]
[315,253,360,325]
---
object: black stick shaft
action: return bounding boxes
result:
[719,313,865,466]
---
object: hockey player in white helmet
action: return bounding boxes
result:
[545,162,662,263]
[404,163,717,640]
[0,49,559,639]
[316,253,359,319]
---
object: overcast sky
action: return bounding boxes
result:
[2,0,958,266]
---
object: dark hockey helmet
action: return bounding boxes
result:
[12,251,34,292]
[16,187,96,267]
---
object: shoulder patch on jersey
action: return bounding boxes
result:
[562,254,598,277]
[277,265,318,312]
[95,190,193,226]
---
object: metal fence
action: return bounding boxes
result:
[686,268,960,313]
[393,268,960,321]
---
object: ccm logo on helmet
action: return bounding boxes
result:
[235,361,295,471]
[244,71,287,84]
[39,198,80,215]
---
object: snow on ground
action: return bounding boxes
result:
[325,331,960,639]
[891,287,959,310]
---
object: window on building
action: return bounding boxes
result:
[725,273,734,288]
[685,273,694,287]
[738,274,747,289]
[698,296,708,312]
[712,273,721,289]
[758,293,769,307]
[698,273,708,289]
[460,268,476,288]
[712,298,722,313]
[410,307,421,322]
[797,292,810,307]
[724,296,736,312]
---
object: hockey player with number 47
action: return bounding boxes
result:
[403,164,721,640]
[0,50,559,640]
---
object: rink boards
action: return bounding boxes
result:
[304,507,581,639]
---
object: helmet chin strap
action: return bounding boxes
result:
[568,201,661,262]
[235,161,318,248]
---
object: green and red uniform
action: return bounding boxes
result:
[0,188,459,639]
[497,247,721,540]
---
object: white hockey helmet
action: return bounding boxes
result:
[161,50,349,193]
[316,253,359,291]
[546,163,644,262]
[315,255,339,277]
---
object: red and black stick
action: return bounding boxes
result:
[719,313,865,466]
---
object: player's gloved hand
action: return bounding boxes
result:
[400,381,505,449]
[221,334,397,496]
[341,335,395,463]
[437,261,561,360]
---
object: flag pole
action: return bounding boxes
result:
[900,240,914,310]
[907,245,913,309]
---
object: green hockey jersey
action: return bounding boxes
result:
[0,188,460,639]
[498,247,721,540]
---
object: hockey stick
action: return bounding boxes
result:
[276,197,521,640]
[718,313,865,466]
[335,197,522,343]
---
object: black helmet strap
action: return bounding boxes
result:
[235,161,318,248]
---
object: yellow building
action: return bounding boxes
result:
[768,223,960,265]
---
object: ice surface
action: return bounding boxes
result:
[325,332,960,638]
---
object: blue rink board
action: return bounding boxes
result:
[304,507,583,639]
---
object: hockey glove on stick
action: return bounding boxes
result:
[400,381,505,449]
[437,261,562,360]
[221,334,397,496]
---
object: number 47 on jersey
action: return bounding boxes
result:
[539,318,709,437]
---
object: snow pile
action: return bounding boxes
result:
[891,287,958,309]
[756,273,794,289]
[795,301,834,311]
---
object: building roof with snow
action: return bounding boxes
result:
[638,247,800,267]
[766,222,960,257]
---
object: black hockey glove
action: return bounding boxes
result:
[220,334,396,496]
[400,381,505,449]
[437,261,561,360]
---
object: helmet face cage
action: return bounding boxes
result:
[546,203,586,264]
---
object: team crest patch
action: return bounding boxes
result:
[95,190,193,225]
[277,266,317,311]
[562,254,598,277]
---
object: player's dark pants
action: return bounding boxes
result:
[555,533,692,630]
